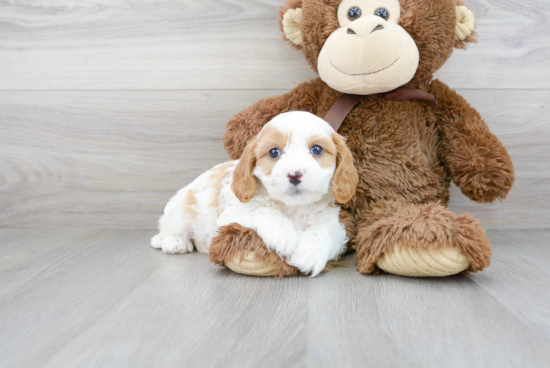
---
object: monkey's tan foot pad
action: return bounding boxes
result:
[376,246,470,277]
[225,251,283,277]
[209,223,299,278]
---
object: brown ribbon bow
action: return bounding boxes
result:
[323,86,438,132]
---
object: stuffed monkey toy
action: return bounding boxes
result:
[208,0,514,277]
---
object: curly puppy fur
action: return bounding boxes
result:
[220,0,514,275]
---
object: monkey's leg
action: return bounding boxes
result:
[209,223,299,278]
[354,200,491,277]
[210,209,355,277]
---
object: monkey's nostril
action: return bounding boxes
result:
[347,28,356,35]
[371,24,384,33]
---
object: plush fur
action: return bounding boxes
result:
[152,112,358,277]
[355,200,491,274]
[218,0,514,276]
[209,222,350,278]
[209,223,300,278]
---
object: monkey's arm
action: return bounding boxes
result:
[429,79,514,203]
[224,78,323,159]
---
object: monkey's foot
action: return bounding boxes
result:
[209,223,299,278]
[375,244,470,277]
[355,201,491,277]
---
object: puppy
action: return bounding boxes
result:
[151,111,358,276]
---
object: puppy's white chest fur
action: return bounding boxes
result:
[277,196,336,231]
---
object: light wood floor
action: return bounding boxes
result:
[1,1,548,367]
[1,228,549,368]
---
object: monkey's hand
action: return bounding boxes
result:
[430,79,514,203]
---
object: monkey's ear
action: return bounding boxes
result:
[454,4,477,49]
[279,0,303,49]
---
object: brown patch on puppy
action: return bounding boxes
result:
[307,135,337,169]
[256,124,291,158]
[331,132,358,204]
[208,162,237,215]
[183,189,198,220]
[209,223,300,278]
[232,138,258,203]
[254,124,292,176]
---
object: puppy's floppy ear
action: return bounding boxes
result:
[232,137,258,203]
[331,132,358,204]
[279,0,303,49]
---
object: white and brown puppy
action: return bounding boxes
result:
[151,111,358,276]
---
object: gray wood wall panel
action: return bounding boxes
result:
[0,0,548,229]
[0,89,548,229]
[0,0,548,90]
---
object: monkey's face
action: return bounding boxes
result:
[279,0,476,95]
[317,0,419,95]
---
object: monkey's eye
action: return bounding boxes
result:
[311,145,323,156]
[347,6,362,21]
[374,7,389,20]
[269,148,281,159]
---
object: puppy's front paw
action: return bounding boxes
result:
[256,220,297,257]
[287,232,329,277]
[158,235,194,254]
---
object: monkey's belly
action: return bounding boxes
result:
[357,155,450,205]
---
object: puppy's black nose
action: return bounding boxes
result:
[288,172,302,185]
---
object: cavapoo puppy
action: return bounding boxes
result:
[151,111,358,276]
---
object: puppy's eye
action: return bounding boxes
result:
[311,145,323,156]
[348,6,361,20]
[269,148,281,158]
[374,7,389,20]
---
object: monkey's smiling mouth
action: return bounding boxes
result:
[330,57,400,76]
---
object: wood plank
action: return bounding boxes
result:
[1,89,548,229]
[308,259,550,368]
[0,0,548,90]
[0,228,98,291]
[0,229,308,368]
[45,261,309,368]
[0,89,246,229]
[0,229,167,367]
[0,0,315,90]
[471,230,550,339]
[0,229,549,367]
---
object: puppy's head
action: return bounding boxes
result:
[232,111,358,206]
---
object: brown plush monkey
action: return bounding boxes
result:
[208,0,514,277]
